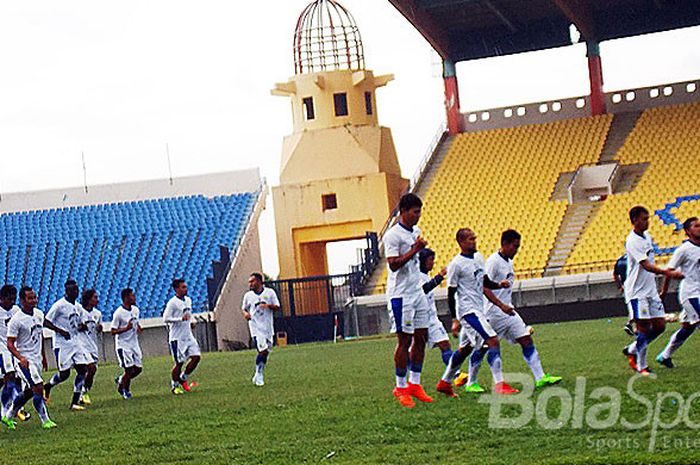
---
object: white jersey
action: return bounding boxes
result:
[419,272,439,320]
[384,223,424,300]
[625,231,658,302]
[77,303,102,357]
[668,240,700,302]
[46,297,83,350]
[7,309,44,365]
[483,252,515,315]
[111,305,141,351]
[242,287,279,339]
[163,295,195,342]
[0,304,20,348]
[447,252,486,319]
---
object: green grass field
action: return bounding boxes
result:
[3,317,700,465]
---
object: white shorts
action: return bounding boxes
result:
[0,349,15,375]
[679,298,700,325]
[388,294,431,335]
[427,315,449,347]
[458,312,496,348]
[53,345,93,371]
[170,338,201,364]
[487,309,531,345]
[252,334,273,353]
[628,296,665,320]
[116,346,143,369]
[16,360,43,387]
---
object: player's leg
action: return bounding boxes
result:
[81,361,97,404]
[70,364,87,410]
[389,297,416,407]
[179,341,201,391]
[44,348,73,400]
[427,316,452,366]
[406,328,433,402]
[435,341,453,366]
[463,345,486,391]
[170,340,186,393]
[254,349,268,386]
[437,334,474,397]
[657,298,699,368]
[44,369,70,400]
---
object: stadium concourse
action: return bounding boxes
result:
[0,169,266,363]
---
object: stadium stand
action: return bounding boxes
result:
[565,102,700,271]
[419,114,612,277]
[0,193,257,320]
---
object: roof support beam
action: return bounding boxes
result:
[484,0,517,33]
[388,0,451,58]
[552,0,596,41]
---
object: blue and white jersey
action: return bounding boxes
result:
[242,287,279,340]
[46,297,83,351]
[384,223,424,301]
[668,240,700,302]
[483,251,515,315]
[111,305,141,351]
[447,252,486,318]
[163,296,195,343]
[7,309,44,365]
[625,230,657,302]
[77,303,102,357]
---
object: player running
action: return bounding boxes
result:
[1,285,21,420]
[76,289,102,405]
[163,279,201,394]
[43,280,91,411]
[613,254,635,336]
[457,230,561,392]
[111,288,143,399]
[418,249,453,367]
[656,217,700,368]
[1,286,56,430]
[436,228,518,397]
[242,272,280,387]
[621,206,683,375]
[384,193,434,408]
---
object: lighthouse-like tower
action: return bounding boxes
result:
[272,0,408,278]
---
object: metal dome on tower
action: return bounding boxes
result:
[293,0,365,75]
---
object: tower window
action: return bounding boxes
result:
[365,92,373,115]
[322,194,337,211]
[334,93,348,117]
[303,97,315,120]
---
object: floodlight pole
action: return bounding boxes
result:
[586,40,606,116]
[443,59,463,135]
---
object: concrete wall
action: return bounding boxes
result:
[0,169,262,213]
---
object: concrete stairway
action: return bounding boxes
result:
[543,202,602,276]
[413,135,454,198]
[598,111,642,163]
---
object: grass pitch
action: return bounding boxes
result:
[2,317,700,465]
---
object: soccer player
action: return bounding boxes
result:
[43,279,91,410]
[621,206,683,375]
[0,285,20,420]
[458,230,561,392]
[163,279,201,394]
[436,228,518,397]
[111,288,143,399]
[1,286,56,430]
[76,289,102,405]
[614,254,635,336]
[656,217,700,368]
[418,249,453,366]
[242,272,280,387]
[384,193,433,408]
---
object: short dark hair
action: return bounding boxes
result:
[81,289,97,308]
[456,228,472,243]
[418,248,435,273]
[684,217,698,232]
[250,272,264,283]
[19,286,34,301]
[65,279,77,288]
[629,206,649,223]
[121,288,134,301]
[501,229,521,245]
[172,278,185,290]
[398,193,422,212]
[0,284,17,300]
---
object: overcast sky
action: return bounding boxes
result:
[1,1,699,277]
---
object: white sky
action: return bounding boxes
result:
[0,1,699,277]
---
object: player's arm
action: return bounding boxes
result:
[386,235,427,272]
[110,318,133,335]
[448,286,460,336]
[422,268,446,294]
[484,287,514,315]
[44,318,70,339]
[162,302,182,323]
[639,259,683,279]
[7,336,28,369]
[484,275,510,290]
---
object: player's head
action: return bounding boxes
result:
[500,229,521,259]
[456,228,477,254]
[19,286,37,311]
[629,206,649,231]
[398,193,422,227]
[81,289,99,309]
[121,288,136,306]
[249,272,264,292]
[64,279,79,301]
[419,248,436,273]
[0,284,17,309]
[172,278,187,298]
[683,217,700,241]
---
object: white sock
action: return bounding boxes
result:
[395,375,407,388]
[522,345,545,382]
[408,370,421,385]
[487,348,504,384]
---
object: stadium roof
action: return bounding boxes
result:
[388,0,700,62]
